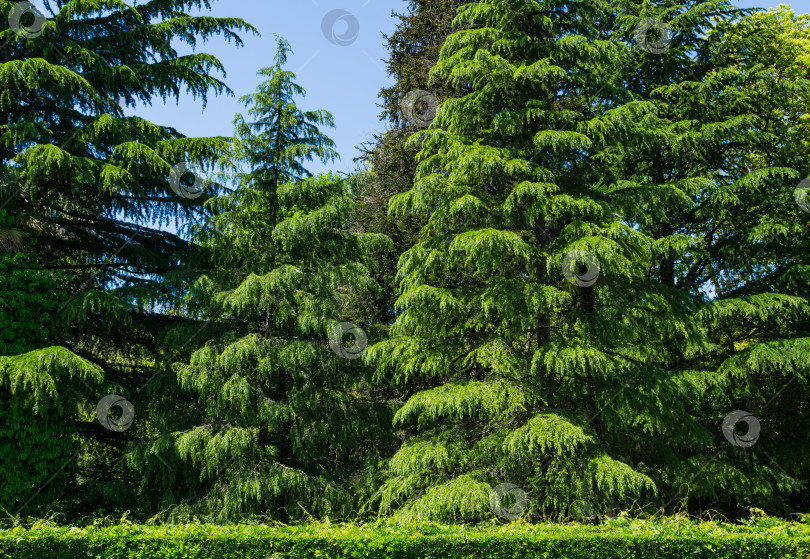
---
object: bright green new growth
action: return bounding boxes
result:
[4,520,810,559]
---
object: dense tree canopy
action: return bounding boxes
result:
[1,0,808,525]
[0,0,254,516]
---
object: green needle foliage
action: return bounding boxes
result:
[366,0,665,522]
[0,0,807,526]
[353,0,467,330]
[365,0,810,522]
[0,0,253,517]
[145,38,393,522]
[1,0,254,298]
[618,2,810,514]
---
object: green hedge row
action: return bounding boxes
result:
[1,519,809,559]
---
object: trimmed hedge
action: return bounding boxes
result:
[1,519,809,558]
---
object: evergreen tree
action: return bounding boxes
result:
[0,0,253,517]
[143,38,392,522]
[607,2,810,515]
[367,0,810,521]
[378,0,467,128]
[366,0,669,522]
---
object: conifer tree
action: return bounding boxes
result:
[367,0,810,521]
[145,38,392,522]
[366,0,670,522]
[354,0,466,328]
[1,0,253,305]
[0,0,253,516]
[605,2,810,514]
[378,0,467,128]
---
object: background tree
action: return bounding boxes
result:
[353,0,467,328]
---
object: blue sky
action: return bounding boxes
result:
[131,0,408,175]
[43,0,810,174]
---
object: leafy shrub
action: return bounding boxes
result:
[0,518,809,558]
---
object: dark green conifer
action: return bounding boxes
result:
[154,38,392,522]
[0,0,253,517]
